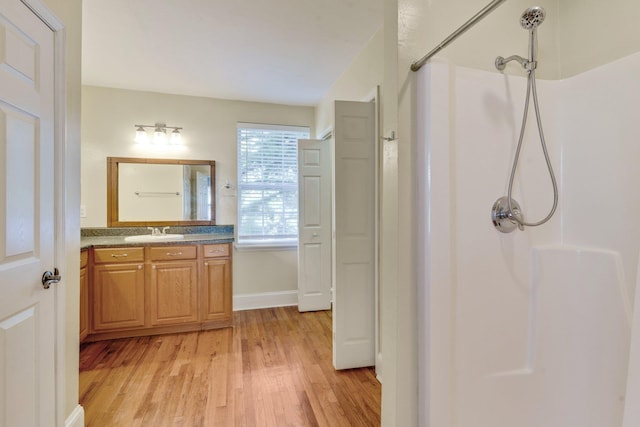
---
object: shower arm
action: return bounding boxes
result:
[495,55,535,71]
[496,29,538,71]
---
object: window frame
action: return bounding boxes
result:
[236,122,310,249]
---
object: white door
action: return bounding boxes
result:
[333,101,376,370]
[297,139,332,312]
[0,1,57,425]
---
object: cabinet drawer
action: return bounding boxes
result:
[94,247,144,264]
[148,245,196,261]
[203,243,230,258]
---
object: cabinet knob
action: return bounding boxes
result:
[204,262,208,266]
[151,265,156,270]
[138,265,143,270]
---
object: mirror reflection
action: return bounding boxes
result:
[107,157,216,226]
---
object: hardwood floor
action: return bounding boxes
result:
[79,307,381,426]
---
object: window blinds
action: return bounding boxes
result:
[237,123,310,243]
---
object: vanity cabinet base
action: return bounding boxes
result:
[83,242,233,342]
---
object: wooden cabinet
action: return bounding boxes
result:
[149,246,198,326]
[79,250,89,342]
[202,244,232,326]
[84,242,232,341]
[92,247,145,331]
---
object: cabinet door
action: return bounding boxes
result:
[79,266,89,341]
[150,260,198,326]
[93,263,145,331]
[202,258,232,323]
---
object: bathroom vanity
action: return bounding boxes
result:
[79,157,233,342]
[80,231,233,342]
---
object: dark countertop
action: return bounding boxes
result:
[81,233,234,249]
[80,226,234,249]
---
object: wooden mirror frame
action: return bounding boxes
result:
[107,157,216,227]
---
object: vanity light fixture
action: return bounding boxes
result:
[134,125,148,144]
[134,123,183,145]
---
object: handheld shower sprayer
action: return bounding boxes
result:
[495,6,545,71]
[520,5,545,30]
[491,6,558,233]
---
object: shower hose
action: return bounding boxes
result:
[507,67,558,228]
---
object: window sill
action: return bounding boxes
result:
[234,241,298,252]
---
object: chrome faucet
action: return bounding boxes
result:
[147,227,161,236]
[162,227,170,235]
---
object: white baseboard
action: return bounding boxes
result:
[65,405,84,427]
[233,290,298,311]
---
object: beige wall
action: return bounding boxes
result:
[558,0,640,78]
[400,0,561,78]
[314,27,384,136]
[81,86,314,296]
[81,86,314,227]
[398,0,640,81]
[380,0,400,425]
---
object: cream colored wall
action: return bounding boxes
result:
[81,86,314,296]
[40,0,82,422]
[314,27,384,136]
[81,86,313,227]
[558,0,640,78]
[397,0,640,81]
[401,0,560,78]
[380,0,400,425]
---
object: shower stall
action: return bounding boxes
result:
[412,3,640,426]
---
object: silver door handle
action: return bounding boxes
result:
[42,268,61,289]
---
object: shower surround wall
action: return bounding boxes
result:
[417,54,640,426]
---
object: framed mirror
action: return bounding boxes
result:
[107,157,216,226]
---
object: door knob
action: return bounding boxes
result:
[42,268,61,289]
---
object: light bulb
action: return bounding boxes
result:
[153,126,167,144]
[134,126,148,144]
[170,129,182,145]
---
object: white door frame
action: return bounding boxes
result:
[19,1,68,425]
[361,86,382,380]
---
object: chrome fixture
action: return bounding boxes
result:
[495,6,545,71]
[134,123,183,145]
[382,131,397,141]
[520,5,546,30]
[42,268,61,289]
[134,191,181,197]
[411,0,507,72]
[492,6,558,233]
[491,197,523,233]
[146,226,171,236]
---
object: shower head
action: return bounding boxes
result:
[520,6,545,30]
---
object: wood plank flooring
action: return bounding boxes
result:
[79,307,381,426]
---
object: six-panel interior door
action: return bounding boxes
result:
[0,1,57,425]
[333,101,376,370]
[297,139,332,312]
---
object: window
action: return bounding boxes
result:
[237,123,310,247]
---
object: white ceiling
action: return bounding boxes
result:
[82,0,383,106]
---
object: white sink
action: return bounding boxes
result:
[124,234,185,242]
